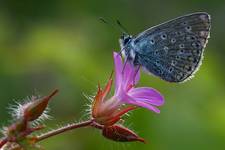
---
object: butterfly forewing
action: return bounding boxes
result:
[133,12,211,82]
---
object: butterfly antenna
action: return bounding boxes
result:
[99,18,128,57]
[116,20,129,35]
[99,17,108,24]
[99,17,123,34]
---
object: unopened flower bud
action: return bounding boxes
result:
[102,125,145,143]
[23,89,58,122]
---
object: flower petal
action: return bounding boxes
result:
[113,52,123,94]
[113,52,140,92]
[134,67,140,85]
[123,62,140,89]
[129,100,161,113]
[128,87,164,106]
[116,89,162,113]
[112,51,164,114]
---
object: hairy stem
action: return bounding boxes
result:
[36,120,93,142]
[90,121,104,129]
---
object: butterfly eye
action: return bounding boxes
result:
[124,37,130,44]
[124,38,129,43]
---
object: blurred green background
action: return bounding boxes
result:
[0,0,225,149]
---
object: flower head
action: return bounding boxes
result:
[91,52,164,126]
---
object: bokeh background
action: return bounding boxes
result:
[0,0,225,149]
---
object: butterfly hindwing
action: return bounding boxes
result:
[132,12,211,82]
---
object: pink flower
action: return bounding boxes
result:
[113,52,164,113]
[91,52,164,126]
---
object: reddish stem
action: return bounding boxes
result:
[90,121,104,129]
[37,120,93,142]
[0,138,8,148]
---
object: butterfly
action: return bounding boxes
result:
[119,12,211,83]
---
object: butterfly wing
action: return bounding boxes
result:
[132,12,211,82]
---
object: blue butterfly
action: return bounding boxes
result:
[119,12,211,83]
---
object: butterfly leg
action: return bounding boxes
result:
[133,65,141,85]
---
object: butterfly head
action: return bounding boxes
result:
[119,33,132,53]
[119,34,132,46]
[119,33,136,63]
